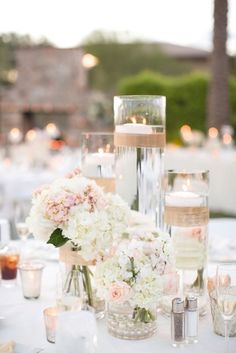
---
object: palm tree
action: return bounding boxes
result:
[207,0,229,129]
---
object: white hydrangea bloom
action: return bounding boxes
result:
[26,174,130,261]
[95,228,175,309]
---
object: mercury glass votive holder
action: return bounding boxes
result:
[19,262,44,299]
[43,306,60,344]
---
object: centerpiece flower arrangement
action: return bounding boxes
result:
[95,228,176,339]
[26,170,130,312]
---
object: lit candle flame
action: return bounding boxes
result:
[26,129,37,142]
[223,133,232,145]
[208,127,218,139]
[8,128,23,144]
[180,124,191,134]
[180,125,193,142]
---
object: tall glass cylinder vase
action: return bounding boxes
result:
[114,96,166,227]
[81,132,115,193]
[164,170,209,316]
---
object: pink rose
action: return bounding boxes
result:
[109,281,131,304]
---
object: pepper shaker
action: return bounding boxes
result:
[185,296,198,344]
[171,298,185,347]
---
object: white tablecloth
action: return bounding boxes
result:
[0,219,236,353]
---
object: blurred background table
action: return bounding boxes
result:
[165,147,236,215]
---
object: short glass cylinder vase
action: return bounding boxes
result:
[163,170,209,316]
[114,95,166,228]
[58,244,105,319]
[81,132,115,193]
[107,302,157,340]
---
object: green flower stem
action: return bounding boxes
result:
[82,265,94,307]
[63,264,94,307]
[191,268,204,291]
[133,306,155,324]
[64,264,77,294]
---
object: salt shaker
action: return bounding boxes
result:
[171,298,185,347]
[185,296,198,344]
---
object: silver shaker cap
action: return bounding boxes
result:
[172,298,184,313]
[185,296,198,311]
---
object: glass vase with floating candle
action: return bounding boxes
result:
[114,95,166,227]
[81,132,115,193]
[163,170,209,316]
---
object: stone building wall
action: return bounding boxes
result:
[0,47,89,137]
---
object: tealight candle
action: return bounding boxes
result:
[116,123,153,134]
[19,262,44,299]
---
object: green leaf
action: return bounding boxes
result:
[47,228,69,247]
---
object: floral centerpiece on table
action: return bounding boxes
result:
[26,170,130,309]
[95,227,175,339]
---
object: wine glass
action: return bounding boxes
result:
[216,263,236,352]
[14,201,30,241]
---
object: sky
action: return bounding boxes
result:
[1,0,236,53]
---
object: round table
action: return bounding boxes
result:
[0,219,236,353]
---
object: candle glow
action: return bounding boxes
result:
[222,133,232,145]
[208,127,219,139]
[8,128,23,144]
[26,129,37,142]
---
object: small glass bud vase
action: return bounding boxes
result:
[107,302,157,340]
[58,243,105,319]
[114,95,166,227]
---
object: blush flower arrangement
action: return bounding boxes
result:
[26,171,130,307]
[95,228,175,324]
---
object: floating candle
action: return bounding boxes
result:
[165,191,202,207]
[85,149,115,167]
[116,123,153,134]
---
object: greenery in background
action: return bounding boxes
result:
[82,30,192,92]
[118,70,236,142]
